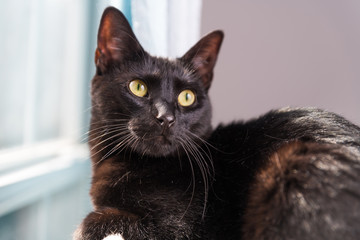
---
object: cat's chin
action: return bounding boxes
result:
[133,136,179,158]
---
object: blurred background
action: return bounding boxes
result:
[0,0,359,239]
[203,0,360,125]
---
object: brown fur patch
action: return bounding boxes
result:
[91,207,139,221]
[242,142,308,239]
[242,141,360,240]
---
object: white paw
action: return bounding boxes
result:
[103,234,125,240]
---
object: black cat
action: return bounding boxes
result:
[74,7,223,240]
[74,7,360,240]
[208,108,360,239]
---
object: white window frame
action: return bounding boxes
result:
[0,0,91,218]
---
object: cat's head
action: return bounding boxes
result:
[90,7,223,158]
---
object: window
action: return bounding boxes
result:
[0,0,97,239]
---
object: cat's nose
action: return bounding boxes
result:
[154,102,175,128]
[156,114,175,127]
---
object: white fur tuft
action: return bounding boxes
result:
[103,233,125,240]
[73,223,83,240]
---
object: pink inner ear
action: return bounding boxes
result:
[95,48,101,65]
[180,30,223,90]
[95,7,145,72]
[98,18,114,58]
[95,12,125,71]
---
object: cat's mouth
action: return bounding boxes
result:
[156,135,173,145]
[127,120,178,157]
[136,135,177,157]
[129,123,174,144]
[141,133,175,148]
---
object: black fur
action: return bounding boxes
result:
[207,108,360,239]
[74,7,223,240]
[74,7,360,240]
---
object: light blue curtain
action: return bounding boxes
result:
[131,0,203,58]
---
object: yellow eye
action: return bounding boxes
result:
[178,90,195,107]
[129,79,147,97]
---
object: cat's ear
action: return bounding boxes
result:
[95,7,145,74]
[181,30,224,91]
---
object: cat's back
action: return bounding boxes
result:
[208,107,360,240]
[242,141,360,240]
[212,107,360,152]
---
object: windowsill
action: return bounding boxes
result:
[0,141,91,217]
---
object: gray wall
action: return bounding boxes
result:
[201,0,360,126]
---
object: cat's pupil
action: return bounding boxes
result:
[137,84,140,91]
[185,93,189,101]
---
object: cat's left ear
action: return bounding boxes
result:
[95,7,145,74]
[181,30,224,91]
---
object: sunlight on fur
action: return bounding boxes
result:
[103,234,124,240]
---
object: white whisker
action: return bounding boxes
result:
[181,137,210,218]
[96,133,135,165]
[178,139,196,220]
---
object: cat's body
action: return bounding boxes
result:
[208,108,360,239]
[74,7,360,240]
[74,7,221,240]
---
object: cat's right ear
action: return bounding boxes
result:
[95,7,145,74]
[181,30,224,91]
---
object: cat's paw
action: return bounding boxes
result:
[103,234,125,240]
